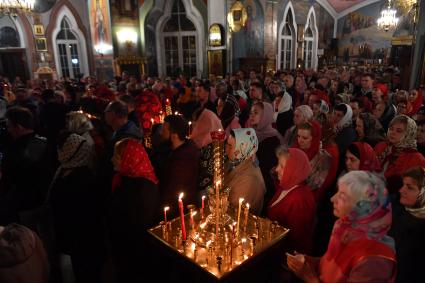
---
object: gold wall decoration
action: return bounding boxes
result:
[209,24,223,46]
[227,0,248,33]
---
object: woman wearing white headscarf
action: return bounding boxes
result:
[273,90,294,136]
[283,105,314,147]
[224,128,266,214]
[333,103,357,165]
[389,167,425,283]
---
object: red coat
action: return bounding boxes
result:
[267,183,316,254]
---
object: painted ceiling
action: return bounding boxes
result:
[326,0,370,13]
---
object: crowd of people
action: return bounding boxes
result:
[0,66,424,283]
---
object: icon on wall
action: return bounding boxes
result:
[34,25,44,36]
[35,38,47,51]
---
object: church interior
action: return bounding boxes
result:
[0,1,424,283]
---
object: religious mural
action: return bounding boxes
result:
[232,0,264,69]
[89,0,113,50]
[313,2,334,50]
[337,0,393,62]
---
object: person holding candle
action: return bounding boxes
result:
[224,128,265,215]
[287,171,396,283]
[267,147,316,254]
[108,138,159,282]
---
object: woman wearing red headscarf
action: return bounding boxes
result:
[293,121,337,203]
[108,138,159,282]
[406,89,423,117]
[345,142,381,173]
[267,147,316,254]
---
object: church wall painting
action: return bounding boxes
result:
[89,0,113,54]
[313,2,334,50]
[337,0,393,63]
[232,0,265,70]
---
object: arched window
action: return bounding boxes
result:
[304,26,314,69]
[278,6,295,71]
[162,0,197,77]
[303,8,318,70]
[56,18,81,79]
[0,26,20,48]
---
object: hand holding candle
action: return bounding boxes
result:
[178,193,187,241]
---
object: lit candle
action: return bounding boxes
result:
[201,195,206,219]
[164,206,170,225]
[188,121,192,136]
[236,198,244,235]
[178,193,187,241]
[230,221,236,266]
[215,180,221,239]
[190,211,197,230]
[150,118,154,130]
[244,203,250,231]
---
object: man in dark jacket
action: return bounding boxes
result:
[0,107,48,225]
[158,115,200,216]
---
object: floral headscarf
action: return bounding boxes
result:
[327,171,394,259]
[230,128,258,166]
[112,139,158,192]
[388,114,417,149]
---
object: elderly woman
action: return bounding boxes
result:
[375,115,425,193]
[293,121,336,203]
[389,167,425,283]
[287,171,396,283]
[224,128,265,214]
[267,147,316,253]
[190,108,223,191]
[249,101,284,210]
[283,105,314,147]
[108,138,159,282]
[355,112,386,147]
[345,142,381,173]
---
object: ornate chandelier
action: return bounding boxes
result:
[0,0,35,17]
[377,0,399,32]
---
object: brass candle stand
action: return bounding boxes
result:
[149,206,289,279]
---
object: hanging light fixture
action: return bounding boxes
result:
[377,0,399,32]
[0,0,36,17]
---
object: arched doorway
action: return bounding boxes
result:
[278,3,296,71]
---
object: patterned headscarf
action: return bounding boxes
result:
[318,100,329,114]
[388,114,417,149]
[230,128,258,166]
[112,139,158,192]
[349,142,382,172]
[327,171,394,259]
[57,134,92,169]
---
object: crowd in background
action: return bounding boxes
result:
[0,65,424,283]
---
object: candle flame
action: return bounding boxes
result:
[179,192,184,200]
[218,128,222,132]
[164,206,170,211]
[216,180,222,186]
[202,195,206,200]
[206,240,211,247]
[246,203,250,209]
[151,118,154,123]
[242,238,247,243]
[174,111,179,115]
[188,121,192,125]
[191,243,196,250]
[239,198,244,204]
[191,211,197,217]
[200,222,207,229]
[233,221,237,226]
